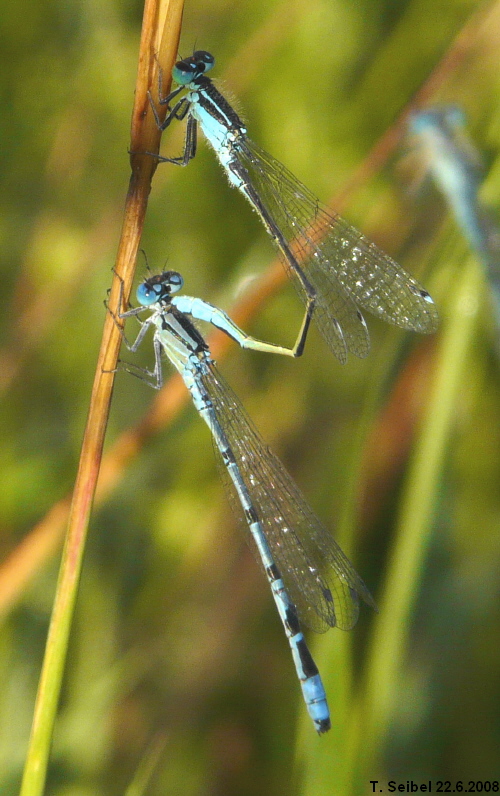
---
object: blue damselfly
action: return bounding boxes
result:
[409,106,500,334]
[111,270,375,732]
[147,51,438,363]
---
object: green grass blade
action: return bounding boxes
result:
[354,255,484,788]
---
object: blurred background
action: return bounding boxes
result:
[1,0,500,793]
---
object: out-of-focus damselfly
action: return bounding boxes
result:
[111,269,375,733]
[146,51,438,363]
[409,106,500,329]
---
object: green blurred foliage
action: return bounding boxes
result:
[1,0,500,793]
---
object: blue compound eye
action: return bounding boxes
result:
[168,272,184,293]
[172,59,198,86]
[136,281,160,306]
[408,110,435,134]
[192,51,215,72]
[443,105,467,129]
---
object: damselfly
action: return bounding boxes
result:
[409,107,500,329]
[147,50,438,363]
[112,270,375,733]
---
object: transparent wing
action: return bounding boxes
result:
[202,361,375,632]
[235,138,439,360]
[234,141,368,363]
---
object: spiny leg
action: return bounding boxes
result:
[144,111,198,166]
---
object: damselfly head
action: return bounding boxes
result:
[136,271,184,307]
[173,51,215,85]
[409,105,467,136]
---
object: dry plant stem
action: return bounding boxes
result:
[1,2,491,625]
[19,1,184,794]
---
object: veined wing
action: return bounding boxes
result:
[236,138,439,356]
[233,140,370,363]
[202,361,375,632]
